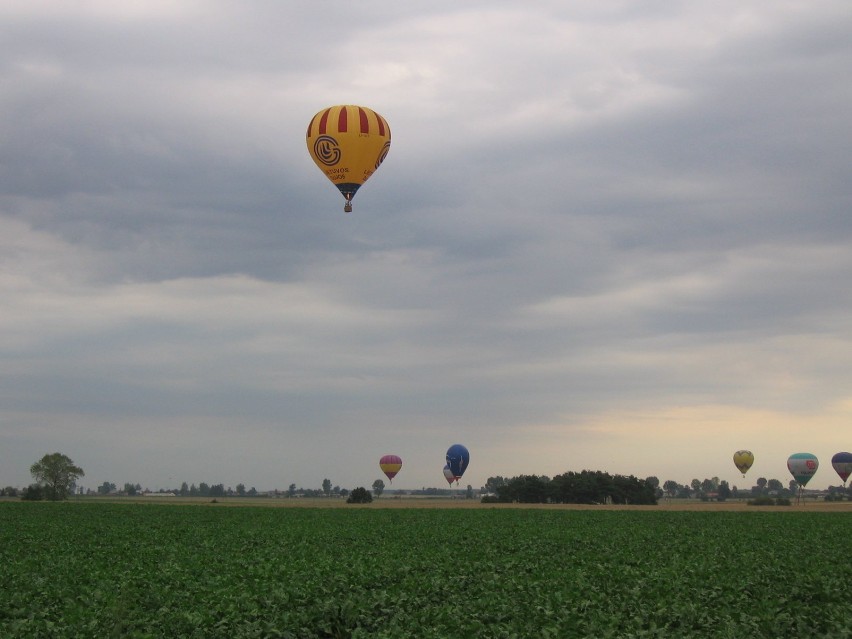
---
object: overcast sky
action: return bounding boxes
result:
[2,1,851,493]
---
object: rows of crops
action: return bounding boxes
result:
[2,502,850,638]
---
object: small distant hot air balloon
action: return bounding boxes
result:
[733,450,754,477]
[445,444,470,484]
[379,455,402,483]
[831,452,852,486]
[443,464,455,486]
[787,453,819,501]
[306,105,391,213]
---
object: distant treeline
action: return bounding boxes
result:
[482,471,657,505]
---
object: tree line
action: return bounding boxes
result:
[9,454,362,501]
[482,471,657,505]
[11,453,851,503]
[90,481,353,499]
[656,476,851,501]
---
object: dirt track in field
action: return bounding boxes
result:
[92,495,852,512]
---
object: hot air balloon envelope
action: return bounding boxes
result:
[831,452,852,485]
[306,105,391,212]
[733,450,754,476]
[445,444,470,482]
[787,453,819,487]
[443,464,455,486]
[379,455,402,483]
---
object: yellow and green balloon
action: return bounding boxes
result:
[733,450,754,477]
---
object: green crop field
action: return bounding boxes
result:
[1,502,850,638]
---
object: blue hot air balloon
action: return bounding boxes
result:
[445,444,470,483]
[831,452,852,486]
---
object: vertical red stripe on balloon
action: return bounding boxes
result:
[359,108,369,133]
[338,106,348,133]
[318,109,330,135]
[306,114,317,138]
[375,115,386,136]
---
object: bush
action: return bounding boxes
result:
[347,487,373,504]
[748,496,774,506]
[747,496,791,506]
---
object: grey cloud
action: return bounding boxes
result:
[2,2,851,491]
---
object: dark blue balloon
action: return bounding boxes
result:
[831,451,852,484]
[445,444,470,481]
[833,451,852,464]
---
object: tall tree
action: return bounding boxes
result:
[322,478,332,496]
[30,453,84,501]
[372,479,385,498]
[484,476,507,494]
[663,480,680,497]
[499,475,549,503]
[98,481,116,495]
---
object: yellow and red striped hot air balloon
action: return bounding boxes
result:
[379,454,402,483]
[306,105,391,213]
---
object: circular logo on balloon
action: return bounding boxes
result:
[375,141,391,169]
[314,135,341,167]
